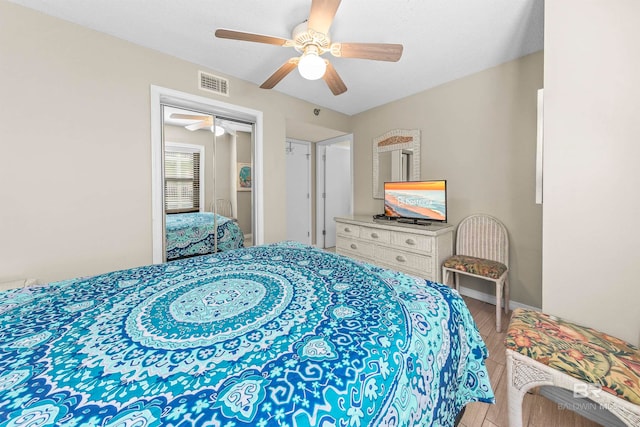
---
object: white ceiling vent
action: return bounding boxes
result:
[198,71,229,96]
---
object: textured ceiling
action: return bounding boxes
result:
[10,0,544,116]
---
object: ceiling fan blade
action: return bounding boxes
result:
[323,61,347,96]
[185,121,211,131]
[332,42,403,62]
[308,0,341,34]
[170,113,211,121]
[260,58,300,89]
[215,29,290,46]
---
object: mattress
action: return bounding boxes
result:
[0,242,494,426]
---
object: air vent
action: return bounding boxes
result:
[198,71,229,96]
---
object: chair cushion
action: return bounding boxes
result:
[442,255,507,280]
[505,308,640,406]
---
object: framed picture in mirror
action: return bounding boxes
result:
[237,162,252,191]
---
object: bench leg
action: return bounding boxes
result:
[507,386,526,427]
[507,350,524,427]
[506,350,553,427]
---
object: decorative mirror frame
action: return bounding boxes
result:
[372,129,421,199]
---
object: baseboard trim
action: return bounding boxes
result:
[458,286,541,312]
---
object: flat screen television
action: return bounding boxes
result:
[384,180,447,222]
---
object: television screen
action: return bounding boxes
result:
[384,180,447,222]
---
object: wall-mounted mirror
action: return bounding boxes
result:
[373,129,421,199]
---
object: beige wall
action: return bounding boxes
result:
[543,0,640,345]
[0,2,350,284]
[352,52,544,308]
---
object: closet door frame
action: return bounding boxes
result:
[150,85,264,264]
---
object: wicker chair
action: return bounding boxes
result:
[442,214,509,331]
[211,199,235,221]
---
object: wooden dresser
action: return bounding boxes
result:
[334,215,454,282]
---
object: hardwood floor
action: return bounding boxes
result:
[459,296,602,427]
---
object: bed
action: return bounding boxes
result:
[0,242,494,426]
[165,212,244,260]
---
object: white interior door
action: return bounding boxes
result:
[317,137,352,248]
[285,140,311,243]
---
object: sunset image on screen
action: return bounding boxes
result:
[384,180,446,221]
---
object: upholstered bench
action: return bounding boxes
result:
[505,308,640,427]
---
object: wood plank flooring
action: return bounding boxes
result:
[459,296,602,427]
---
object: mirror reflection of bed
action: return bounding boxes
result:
[162,106,253,261]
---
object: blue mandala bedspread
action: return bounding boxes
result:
[0,242,494,426]
[166,212,244,260]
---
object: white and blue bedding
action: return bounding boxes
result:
[0,242,494,426]
[166,212,244,260]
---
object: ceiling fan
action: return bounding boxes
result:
[214,0,403,96]
[169,114,227,136]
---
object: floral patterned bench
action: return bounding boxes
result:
[505,308,640,427]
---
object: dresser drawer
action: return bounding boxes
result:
[390,231,433,253]
[335,217,453,283]
[375,246,433,275]
[359,227,391,244]
[336,238,375,259]
[336,223,361,238]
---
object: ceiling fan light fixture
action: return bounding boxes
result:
[214,0,403,95]
[298,49,326,80]
[211,125,225,136]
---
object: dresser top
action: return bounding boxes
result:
[335,215,455,236]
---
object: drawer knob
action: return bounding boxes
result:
[350,243,357,250]
[371,232,379,239]
[396,255,407,262]
[344,227,351,232]
[405,238,416,246]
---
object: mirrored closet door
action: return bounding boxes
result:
[161,105,253,262]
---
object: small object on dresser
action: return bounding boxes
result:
[373,213,392,221]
